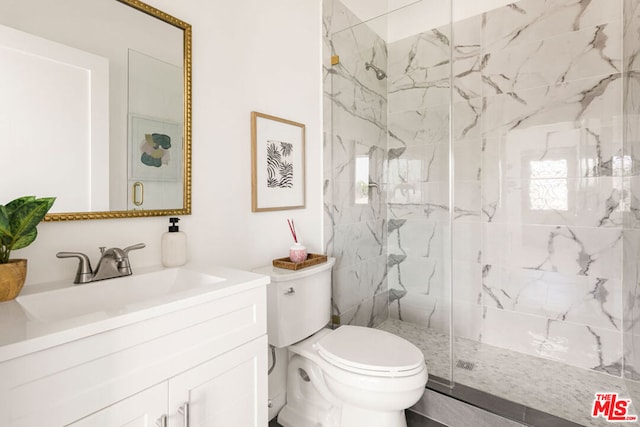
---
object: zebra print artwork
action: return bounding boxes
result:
[266,140,294,188]
[250,111,305,212]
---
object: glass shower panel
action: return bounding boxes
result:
[451,0,638,425]
[383,1,454,385]
[325,0,640,424]
[326,3,390,329]
[623,0,640,416]
[324,0,453,384]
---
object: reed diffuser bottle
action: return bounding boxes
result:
[287,219,307,263]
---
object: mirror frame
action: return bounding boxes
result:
[44,0,192,221]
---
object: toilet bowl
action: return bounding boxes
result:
[253,258,428,427]
[278,327,427,427]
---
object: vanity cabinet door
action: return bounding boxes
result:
[65,383,167,427]
[168,335,268,427]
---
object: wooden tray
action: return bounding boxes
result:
[272,253,328,270]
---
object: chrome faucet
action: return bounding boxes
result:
[57,243,146,284]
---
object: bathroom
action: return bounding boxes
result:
[1,0,640,426]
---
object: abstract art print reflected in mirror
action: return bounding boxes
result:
[130,116,182,182]
[0,0,191,221]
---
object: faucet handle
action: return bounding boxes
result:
[123,243,146,255]
[56,252,93,284]
[116,243,145,276]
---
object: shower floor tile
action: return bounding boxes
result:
[378,318,639,427]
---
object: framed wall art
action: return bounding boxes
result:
[251,111,305,212]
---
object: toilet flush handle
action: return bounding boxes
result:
[285,287,295,295]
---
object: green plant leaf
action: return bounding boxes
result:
[37,197,56,213]
[0,205,11,242]
[8,198,55,247]
[0,196,54,262]
[11,228,36,250]
[5,196,36,217]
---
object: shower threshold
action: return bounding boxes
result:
[378,319,639,427]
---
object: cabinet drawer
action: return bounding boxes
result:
[66,383,166,427]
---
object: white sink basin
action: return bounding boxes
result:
[16,268,226,323]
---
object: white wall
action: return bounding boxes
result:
[17,0,324,286]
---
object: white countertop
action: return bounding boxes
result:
[0,263,270,363]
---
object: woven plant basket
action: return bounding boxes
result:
[0,259,27,302]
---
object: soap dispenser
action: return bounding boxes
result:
[161,217,187,267]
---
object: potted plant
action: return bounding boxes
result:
[0,196,55,301]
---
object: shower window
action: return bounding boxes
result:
[528,159,568,211]
[355,155,369,204]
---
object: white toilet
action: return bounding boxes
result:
[254,257,428,427]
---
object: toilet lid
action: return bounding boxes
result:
[316,326,425,377]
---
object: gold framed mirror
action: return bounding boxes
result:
[0,0,192,221]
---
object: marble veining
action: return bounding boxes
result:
[326,0,640,422]
[324,0,390,327]
[382,0,629,378]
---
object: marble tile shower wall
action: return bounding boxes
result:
[388,0,633,376]
[624,0,640,383]
[323,0,390,328]
[386,21,454,333]
[480,0,624,375]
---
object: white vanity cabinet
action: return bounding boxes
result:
[67,383,167,427]
[68,336,266,427]
[0,275,268,427]
[167,336,266,426]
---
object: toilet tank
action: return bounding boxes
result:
[253,257,335,348]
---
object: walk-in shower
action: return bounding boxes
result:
[324,0,640,425]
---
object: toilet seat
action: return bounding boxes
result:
[316,325,425,377]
